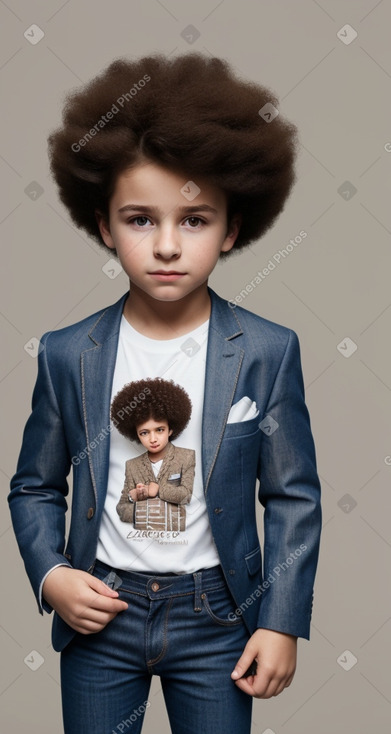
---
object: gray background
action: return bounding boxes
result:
[1,0,390,732]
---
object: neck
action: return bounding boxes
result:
[123,283,211,339]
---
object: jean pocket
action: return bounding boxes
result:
[201,585,243,627]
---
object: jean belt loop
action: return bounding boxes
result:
[193,571,202,612]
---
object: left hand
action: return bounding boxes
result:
[132,483,149,501]
[131,482,159,501]
[231,628,297,698]
[147,481,159,497]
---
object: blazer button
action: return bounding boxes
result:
[214,507,223,514]
[87,507,94,520]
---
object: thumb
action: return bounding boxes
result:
[231,640,256,680]
[87,574,121,598]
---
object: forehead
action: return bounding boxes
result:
[110,158,227,211]
[137,418,169,431]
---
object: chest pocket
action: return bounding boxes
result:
[222,413,261,440]
[217,413,262,491]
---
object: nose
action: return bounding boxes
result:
[153,221,181,260]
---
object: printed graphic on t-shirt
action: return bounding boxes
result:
[110,375,199,548]
[116,443,196,542]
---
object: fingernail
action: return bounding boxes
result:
[231,669,240,679]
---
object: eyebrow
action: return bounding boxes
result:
[138,426,166,433]
[117,204,218,215]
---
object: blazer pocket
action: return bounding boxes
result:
[223,414,261,439]
[245,547,261,575]
[167,472,181,486]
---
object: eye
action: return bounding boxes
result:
[185,216,204,228]
[128,216,151,227]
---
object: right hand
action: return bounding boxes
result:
[42,566,128,634]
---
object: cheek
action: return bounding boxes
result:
[192,239,222,270]
[114,225,146,253]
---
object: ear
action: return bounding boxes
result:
[168,428,173,437]
[220,213,242,254]
[95,210,116,250]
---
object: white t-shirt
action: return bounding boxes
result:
[96,315,221,574]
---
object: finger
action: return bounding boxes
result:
[78,607,119,627]
[89,593,128,613]
[87,575,126,599]
[235,676,276,699]
[73,616,115,635]
[233,676,256,696]
[234,671,270,698]
[234,666,280,699]
[272,681,287,697]
[231,645,256,681]
[253,673,291,699]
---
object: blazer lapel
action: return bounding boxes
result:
[202,289,244,492]
[81,292,128,506]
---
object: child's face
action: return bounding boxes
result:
[96,159,240,303]
[137,418,173,457]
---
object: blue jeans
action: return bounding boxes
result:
[60,560,253,734]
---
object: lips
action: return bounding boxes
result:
[149,270,185,275]
[148,270,186,281]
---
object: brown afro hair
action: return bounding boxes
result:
[111,378,192,443]
[48,52,299,257]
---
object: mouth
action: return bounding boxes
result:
[148,270,186,282]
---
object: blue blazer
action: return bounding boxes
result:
[8,288,322,652]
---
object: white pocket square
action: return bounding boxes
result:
[227,396,259,424]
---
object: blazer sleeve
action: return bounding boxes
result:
[7,332,72,615]
[158,449,195,505]
[256,329,322,639]
[116,461,136,523]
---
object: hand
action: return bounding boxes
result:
[147,481,159,497]
[131,482,159,500]
[231,628,297,698]
[132,483,150,500]
[42,566,128,634]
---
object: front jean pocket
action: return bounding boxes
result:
[201,585,243,627]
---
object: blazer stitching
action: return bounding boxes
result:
[239,445,251,553]
[80,351,98,504]
[264,329,294,411]
[205,348,245,492]
[40,332,62,418]
[87,305,115,345]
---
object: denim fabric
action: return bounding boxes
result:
[60,561,253,734]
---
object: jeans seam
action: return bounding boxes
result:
[147,597,173,670]
[201,592,243,627]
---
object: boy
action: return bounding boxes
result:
[8,53,322,734]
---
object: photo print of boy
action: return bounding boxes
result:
[111,378,195,533]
